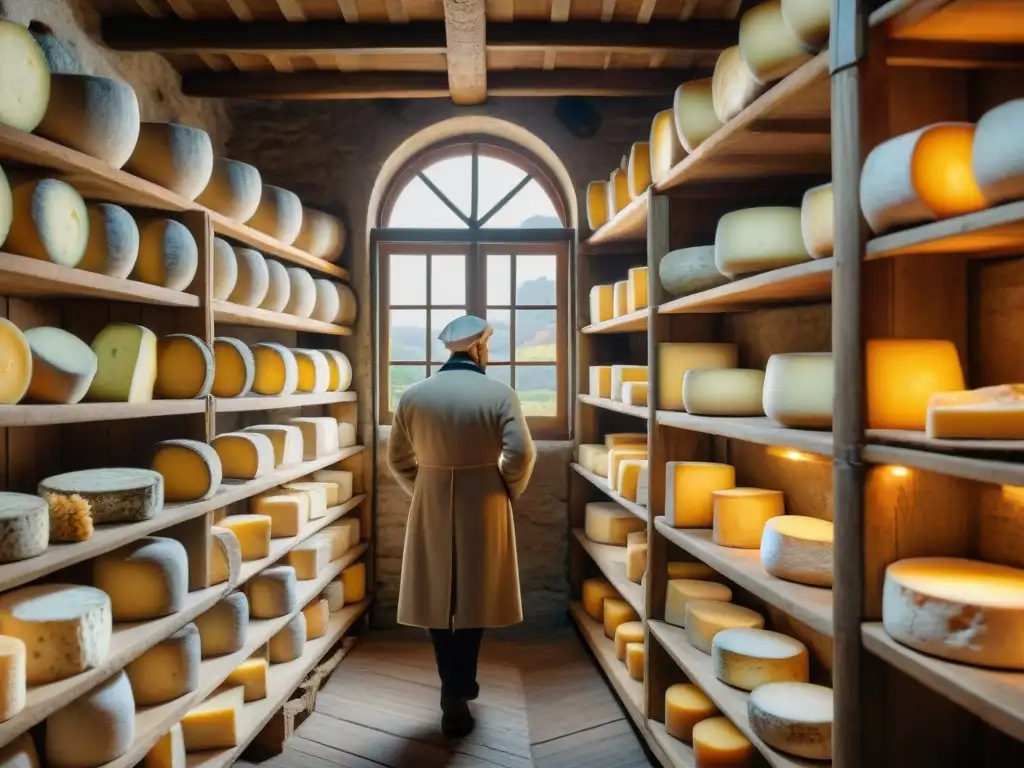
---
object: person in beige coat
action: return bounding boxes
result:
[388,314,536,738]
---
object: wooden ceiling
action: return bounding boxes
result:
[92,0,746,101]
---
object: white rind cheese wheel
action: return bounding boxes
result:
[685,599,765,654]
[590,286,613,325]
[0,493,48,563]
[248,185,303,245]
[748,681,833,760]
[87,322,157,403]
[293,208,345,261]
[712,627,810,690]
[666,461,736,528]
[589,366,611,398]
[195,592,248,657]
[761,515,834,587]
[212,337,255,398]
[587,181,609,230]
[126,623,200,705]
[0,583,111,684]
[0,636,26,721]
[763,352,833,428]
[658,342,737,411]
[712,46,766,124]
[665,579,732,628]
[156,333,214,399]
[650,109,684,184]
[212,431,275,479]
[335,282,357,325]
[39,467,162,524]
[284,267,317,317]
[739,0,813,84]
[211,237,237,301]
[584,501,645,545]
[312,278,342,323]
[673,78,723,154]
[801,182,834,258]
[659,245,730,296]
[683,368,765,416]
[133,218,199,292]
[93,536,188,621]
[36,74,139,168]
[320,349,352,391]
[228,248,270,307]
[125,122,215,201]
[608,168,630,215]
[6,177,88,267]
[24,326,98,405]
[292,349,330,393]
[247,565,299,619]
[209,526,242,588]
[712,487,784,549]
[45,670,135,768]
[252,342,299,396]
[0,166,11,248]
[715,207,810,276]
[883,557,1024,669]
[973,99,1024,206]
[268,612,306,662]
[860,123,986,235]
[151,439,222,502]
[260,259,291,312]
[290,416,342,458]
[196,157,262,223]
[781,0,831,50]
[626,142,651,200]
[79,203,140,279]
[0,21,51,133]
[322,581,345,612]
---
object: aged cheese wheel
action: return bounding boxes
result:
[212,337,255,397]
[763,351,833,428]
[665,578,732,627]
[248,185,303,245]
[659,245,730,296]
[665,684,718,743]
[761,515,834,587]
[693,717,755,766]
[712,46,766,124]
[748,681,833,760]
[228,247,269,306]
[126,623,199,706]
[973,99,1024,206]
[6,177,88,267]
[253,342,298,395]
[311,278,341,323]
[259,259,290,312]
[713,487,784,548]
[24,326,97,404]
[0,21,50,133]
[156,333,214,399]
[93,536,188,621]
[608,168,630,215]
[211,237,237,301]
[686,599,765,654]
[801,182,833,258]
[0,635,25,721]
[292,349,330,393]
[866,338,964,431]
[716,207,810,276]
[0,165,11,248]
[293,208,346,260]
[335,282,357,325]
[712,628,809,690]
[125,122,215,201]
[45,670,134,768]
[683,368,765,416]
[86,322,157,403]
[284,267,316,317]
[319,349,352,391]
[212,432,275,480]
[133,218,199,292]
[36,74,139,168]
[79,203,139,279]
[674,78,723,154]
[586,181,609,230]
[627,142,651,200]
[0,318,31,405]
[196,157,262,222]
[39,467,163,524]
[781,0,831,50]
[0,493,48,563]
[650,109,684,184]
[152,439,222,503]
[739,0,813,84]
[195,592,248,657]
[247,565,298,619]
[30,27,82,74]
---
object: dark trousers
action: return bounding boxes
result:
[428,628,483,700]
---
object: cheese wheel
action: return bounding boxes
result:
[252,342,299,395]
[582,578,618,622]
[0,21,50,133]
[712,488,785,549]
[659,245,730,297]
[866,338,965,431]
[712,628,809,690]
[292,349,330,393]
[36,74,139,168]
[6,177,88,267]
[627,266,647,313]
[245,423,304,467]
[614,620,644,661]
[712,46,766,124]
[627,142,651,200]
[608,168,630,215]
[739,0,813,84]
[665,579,732,628]
[125,122,214,201]
[0,317,29,406]
[673,78,723,154]
[650,109,684,184]
[693,717,754,767]
[304,598,330,640]
[284,267,317,317]
[24,326,97,405]
[39,467,162,524]
[195,592,248,657]
[927,384,1024,440]
[219,514,272,560]
[748,681,833,759]
[686,599,765,654]
[860,123,987,234]
[0,584,111,684]
[589,286,614,325]
[587,181,609,230]
[254,259,288,312]
[658,342,738,411]
[335,282,358,325]
[621,383,648,408]
[715,207,809,276]
[247,565,299,619]
[269,612,307,662]
[212,431,275,479]
[761,515,834,587]
[319,348,352,391]
[212,337,255,397]
[666,684,718,743]
[209,525,242,588]
[800,182,834,258]
[226,658,268,701]
[683,369,765,416]
[293,208,345,260]
[87,322,158,403]
[290,416,341,458]
[666,461,736,528]
[763,352,833,428]
[126,623,199,705]
[883,557,1024,669]
[322,580,345,612]
[156,333,214,399]
[79,203,140,279]
[151,439,222,502]
[311,278,341,323]
[611,365,646,402]
[146,723,185,768]
[94,536,188,621]
[196,157,262,223]
[133,218,199,292]
[603,598,638,640]
[625,642,645,681]
[584,501,644,545]
[248,185,303,244]
[781,0,831,50]
[0,636,25,722]
[342,563,366,603]
[973,99,1024,206]
[0,493,48,563]
[612,280,628,317]
[229,247,270,307]
[0,166,11,248]
[211,237,237,301]
[45,670,135,768]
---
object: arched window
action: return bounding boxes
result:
[375,138,572,439]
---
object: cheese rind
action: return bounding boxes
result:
[588,366,611,398]
[712,45,766,124]
[312,469,355,503]
[212,431,275,479]
[252,342,299,396]
[247,565,299,619]
[584,501,644,545]
[292,349,331,393]
[311,278,341,323]
[133,218,199,292]
[683,369,765,416]
[287,538,331,579]
[0,493,47,564]
[738,0,813,84]
[603,598,639,640]
[212,337,255,398]
[248,185,303,245]
[210,526,242,588]
[79,203,139,279]
[244,423,304,467]
[650,109,684,184]
[747,681,832,759]
[36,74,138,168]
[618,460,648,504]
[693,717,754,767]
[93,536,188,621]
[582,578,619,621]
[181,686,244,751]
[126,623,200,705]
[625,642,645,681]
[156,333,214,399]
[866,338,965,431]
[715,207,809,276]
[0,636,25,721]
[627,142,651,199]
[0,318,30,405]
[665,579,732,628]
[673,78,722,154]
[151,439,221,502]
[196,157,263,223]
[659,343,737,411]
[284,268,317,317]
[612,280,629,317]
[659,245,730,297]
[125,122,214,201]
[322,581,345,612]
[763,352,834,428]
[290,416,341,458]
[608,169,630,215]
[801,182,834,259]
[586,182,609,230]
[284,482,328,520]
[219,515,272,560]
[578,444,610,477]
[294,208,346,260]
[780,0,831,50]
[761,515,834,587]
[589,285,614,325]
[7,177,88,268]
[145,723,185,768]
[39,467,163,524]
[712,488,785,549]
[607,448,647,493]
[712,628,810,690]
[621,382,648,408]
[0,21,51,134]
[614,620,644,661]
[686,599,765,654]
[304,598,330,640]
[926,384,1024,439]
[666,462,736,528]
[665,683,718,743]
[23,326,96,405]
[319,349,353,391]
[334,283,358,325]
[260,259,291,312]
[87,322,158,402]
[342,562,366,602]
[45,670,135,768]
[610,365,647,402]
[195,593,248,658]
[269,612,307,662]
[973,99,1024,206]
[225,658,268,702]
[626,530,647,583]
[251,493,309,538]
[228,248,269,307]
[669,561,718,581]
[626,266,647,313]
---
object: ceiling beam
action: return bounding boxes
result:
[442,0,487,104]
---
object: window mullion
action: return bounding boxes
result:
[471,144,479,226]
[418,172,472,226]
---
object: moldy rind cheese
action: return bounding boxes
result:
[44,670,135,768]
[761,515,833,587]
[228,248,270,307]
[212,236,238,301]
[712,627,810,690]
[284,267,317,317]
[6,177,88,268]
[0,20,51,134]
[24,326,97,405]
[156,333,214,399]
[126,623,200,705]
[973,98,1024,206]
[748,681,833,760]
[79,203,140,279]
[248,184,304,245]
[196,157,262,223]
[195,592,248,658]
[93,536,188,621]
[659,245,730,297]
[0,493,48,563]
[125,122,214,201]
[133,218,199,292]
[39,467,163,524]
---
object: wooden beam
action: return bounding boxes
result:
[442,0,486,104]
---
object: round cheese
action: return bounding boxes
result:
[973,98,1024,206]
[86,322,157,403]
[24,326,97,405]
[93,535,188,621]
[319,349,352,391]
[659,245,730,297]
[614,620,644,661]
[0,636,25,721]
[712,628,810,690]
[133,218,199,292]
[712,487,785,549]
[212,431,275,480]
[211,237,237,301]
[156,333,214,399]
[39,467,163,524]
[228,247,269,306]
[761,515,834,587]
[715,207,810,276]
[712,46,766,124]
[252,342,298,395]
[125,122,215,201]
[6,177,88,267]
[800,182,834,259]
[763,352,833,428]
[0,583,111,684]
[335,282,357,325]
[304,598,329,640]
[195,592,249,657]
[293,208,345,261]
[586,181,609,230]
[665,683,717,743]
[259,259,291,312]
[627,142,651,200]
[210,525,242,588]
[625,642,644,681]
[686,599,765,654]
[196,157,262,222]
[248,185,303,245]
[693,717,754,766]
[666,461,736,528]
[284,267,317,317]
[45,669,135,768]
[669,561,718,580]
[608,168,630,215]
[673,78,723,153]
[126,622,200,705]
[30,27,83,74]
[292,349,330,393]
[649,109,684,184]
[781,0,830,50]
[269,612,307,662]
[581,577,619,621]
[883,557,1024,669]
[866,338,965,431]
[151,439,222,503]
[748,681,833,759]
[35,74,139,168]
[0,493,48,563]
[212,337,255,397]
[247,565,299,619]
[0,165,11,248]
[0,21,51,133]
[683,369,765,416]
[739,0,813,84]
[79,203,140,279]
[312,278,341,323]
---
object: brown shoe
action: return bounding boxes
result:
[440,695,475,738]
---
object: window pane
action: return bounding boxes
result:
[515,365,557,417]
[515,310,557,362]
[487,253,511,306]
[386,176,468,229]
[487,365,511,387]
[390,309,427,362]
[390,365,426,411]
[486,309,510,362]
[477,155,528,221]
[421,156,472,219]
[431,254,466,305]
[430,307,466,362]
[390,254,426,305]
[481,179,562,229]
[516,254,557,305]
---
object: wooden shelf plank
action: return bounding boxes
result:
[648,721,696,768]
[215,391,357,413]
[650,621,821,768]
[578,394,649,420]
[862,623,1024,743]
[862,442,1024,487]
[656,412,833,457]
[0,399,205,428]
[573,528,645,618]
[582,309,648,334]
[213,300,352,335]
[867,428,1024,457]
[654,519,833,637]
[658,259,833,315]
[587,193,649,246]
[571,462,648,521]
[866,201,1024,260]
[871,0,1024,44]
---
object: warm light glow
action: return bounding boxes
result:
[767,446,828,464]
[889,466,909,478]
[1001,485,1024,504]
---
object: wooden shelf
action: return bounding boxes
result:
[862,623,1024,743]
[573,528,645,618]
[578,394,649,420]
[587,193,649,245]
[571,462,648,521]
[0,399,205,428]
[866,201,1024,260]
[656,412,833,457]
[658,259,834,315]
[872,0,1024,46]
[186,600,369,768]
[867,429,1024,457]
[862,442,1024,487]
[213,300,352,335]
[654,519,833,638]
[649,621,819,768]
[648,720,696,768]
[215,391,357,413]
[582,310,648,334]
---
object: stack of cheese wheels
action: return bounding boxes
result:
[248,184,304,245]
[125,122,215,201]
[674,78,723,154]
[738,0,813,85]
[293,207,346,261]
[0,21,51,133]
[973,98,1024,206]
[196,157,263,223]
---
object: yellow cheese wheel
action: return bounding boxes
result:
[608,169,630,215]
[693,717,755,766]
[24,326,97,405]
[132,219,199,292]
[673,78,723,154]
[36,74,139,168]
[801,182,833,259]
[586,181,609,230]
[125,122,215,201]
[739,0,814,84]
[79,203,139,279]
[0,318,32,405]
[293,208,346,261]
[260,259,290,312]
[0,21,50,133]
[212,338,254,398]
[156,334,214,399]
[665,683,718,743]
[196,157,262,223]
[211,237,237,301]
[712,46,766,124]
[248,185,303,245]
[5,177,88,267]
[228,248,269,307]
[650,109,684,184]
[627,142,652,200]
[781,0,831,51]
[866,338,965,431]
[0,165,11,247]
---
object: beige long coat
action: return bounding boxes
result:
[388,367,536,629]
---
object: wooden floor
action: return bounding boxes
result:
[238,628,657,768]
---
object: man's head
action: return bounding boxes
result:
[438,314,493,368]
